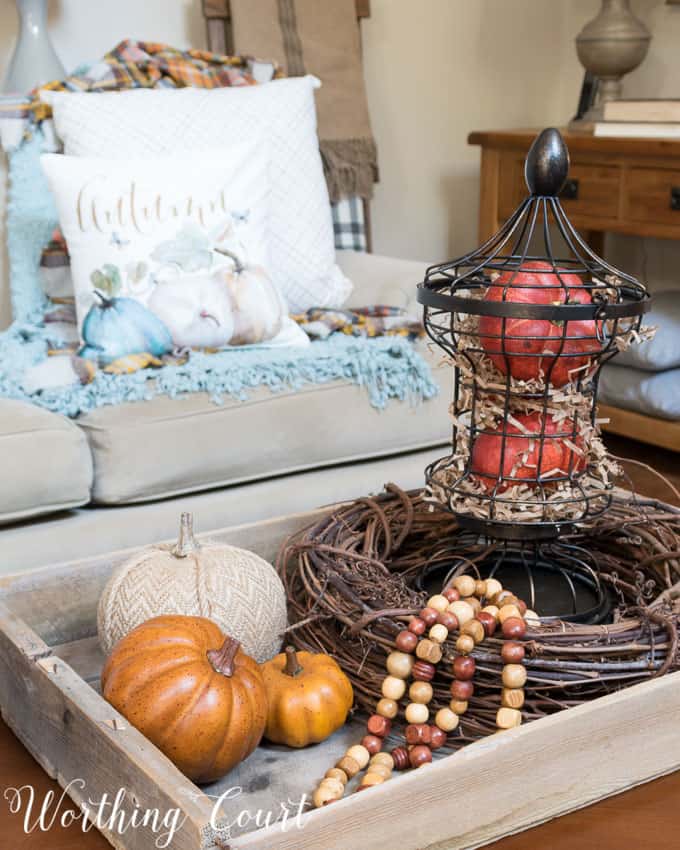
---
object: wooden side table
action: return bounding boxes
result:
[469,128,680,452]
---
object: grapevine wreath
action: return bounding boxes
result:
[278,485,680,801]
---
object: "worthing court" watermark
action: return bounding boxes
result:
[3,779,309,847]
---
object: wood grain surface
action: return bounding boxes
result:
[1,434,678,850]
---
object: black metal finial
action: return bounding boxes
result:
[524,128,570,197]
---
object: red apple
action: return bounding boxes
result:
[470,411,585,493]
[478,261,602,386]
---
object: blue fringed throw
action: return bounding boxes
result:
[0,328,438,418]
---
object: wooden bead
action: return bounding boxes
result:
[429,726,448,749]
[452,575,476,597]
[501,641,525,664]
[429,623,449,644]
[428,726,449,750]
[456,634,475,654]
[436,610,459,631]
[442,587,460,603]
[415,639,442,664]
[376,698,399,719]
[368,762,392,779]
[405,702,429,724]
[370,751,394,770]
[435,707,460,732]
[462,619,485,644]
[395,629,419,653]
[482,604,500,621]
[450,679,474,701]
[346,745,370,769]
[516,599,528,616]
[427,594,450,613]
[412,660,436,681]
[484,578,503,599]
[477,611,497,637]
[475,580,487,598]
[502,616,527,640]
[409,680,434,704]
[502,663,527,689]
[449,699,468,715]
[319,777,345,797]
[463,596,482,615]
[501,688,525,709]
[525,609,540,625]
[360,773,385,788]
[382,675,407,700]
[419,606,439,626]
[448,600,475,626]
[367,714,391,737]
[386,651,414,679]
[325,767,348,785]
[408,617,426,636]
[336,755,361,779]
[391,747,410,770]
[409,745,432,768]
[405,723,432,745]
[496,707,522,729]
[494,589,515,606]
[314,785,341,807]
[498,604,521,624]
[452,655,476,680]
[361,735,383,755]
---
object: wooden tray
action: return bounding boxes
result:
[2,508,680,850]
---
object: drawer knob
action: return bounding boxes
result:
[560,178,579,201]
[671,187,680,211]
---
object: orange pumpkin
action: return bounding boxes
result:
[261,646,354,747]
[101,615,267,783]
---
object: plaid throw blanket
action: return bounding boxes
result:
[0,39,278,127]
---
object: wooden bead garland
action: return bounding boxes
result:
[312,577,532,806]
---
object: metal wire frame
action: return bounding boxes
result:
[417,146,651,541]
[416,534,610,625]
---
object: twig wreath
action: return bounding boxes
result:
[277,484,680,749]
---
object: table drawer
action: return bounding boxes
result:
[498,154,621,220]
[624,167,680,227]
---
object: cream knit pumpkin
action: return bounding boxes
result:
[97,513,288,662]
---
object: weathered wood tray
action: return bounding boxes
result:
[2,508,680,850]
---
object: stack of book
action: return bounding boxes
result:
[594,100,680,138]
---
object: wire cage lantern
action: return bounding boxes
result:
[418,128,651,541]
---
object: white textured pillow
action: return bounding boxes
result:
[41,147,288,362]
[43,76,352,313]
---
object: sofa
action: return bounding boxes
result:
[0,249,452,577]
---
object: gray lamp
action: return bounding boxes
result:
[3,0,65,95]
[573,0,651,127]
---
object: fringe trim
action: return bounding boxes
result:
[321,137,379,202]
[0,328,438,419]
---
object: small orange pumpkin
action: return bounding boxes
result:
[261,646,354,747]
[101,615,267,783]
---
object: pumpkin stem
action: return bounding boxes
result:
[93,289,113,308]
[283,645,303,677]
[172,513,201,558]
[207,636,241,677]
[214,247,245,275]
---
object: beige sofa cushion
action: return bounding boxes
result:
[0,400,93,524]
[77,250,451,505]
[79,251,453,504]
[79,345,451,504]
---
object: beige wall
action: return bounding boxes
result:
[362,0,574,265]
[0,0,678,326]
